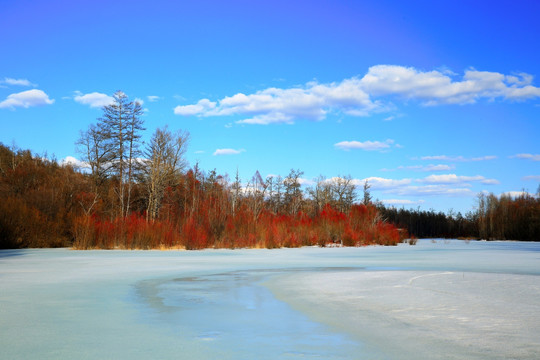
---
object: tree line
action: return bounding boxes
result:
[378,190,540,241]
[1,91,538,249]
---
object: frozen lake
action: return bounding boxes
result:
[1,240,539,359]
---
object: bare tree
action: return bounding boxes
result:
[124,100,145,216]
[265,175,275,213]
[308,175,333,213]
[273,175,284,214]
[143,127,189,221]
[76,123,113,191]
[246,170,267,220]
[283,169,304,215]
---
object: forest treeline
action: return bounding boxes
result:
[1,92,538,249]
[378,191,540,241]
[0,141,402,249]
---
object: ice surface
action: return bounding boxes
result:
[1,240,539,359]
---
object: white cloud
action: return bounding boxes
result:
[314,175,494,199]
[391,185,475,197]
[398,164,454,172]
[362,176,475,197]
[237,112,295,125]
[418,174,499,185]
[174,99,217,116]
[471,156,497,161]
[523,175,540,181]
[335,139,395,151]
[173,65,540,124]
[74,91,114,108]
[134,97,144,105]
[512,153,540,161]
[298,178,315,186]
[381,199,425,206]
[3,77,36,87]
[175,78,379,123]
[147,95,160,102]
[213,148,245,156]
[420,155,497,162]
[0,89,54,109]
[61,156,89,168]
[501,191,537,198]
[194,150,205,154]
[360,65,540,105]
[362,176,412,189]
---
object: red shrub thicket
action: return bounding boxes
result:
[73,202,404,249]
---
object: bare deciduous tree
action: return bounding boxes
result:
[76,123,113,191]
[283,169,304,215]
[246,170,267,220]
[308,175,332,213]
[143,127,189,221]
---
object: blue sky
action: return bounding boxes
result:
[1,0,539,213]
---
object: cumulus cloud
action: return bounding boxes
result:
[175,99,217,116]
[335,139,396,151]
[391,185,475,197]
[397,164,454,172]
[173,65,540,124]
[175,78,379,124]
[298,178,315,186]
[213,148,245,156]
[61,156,89,168]
[420,155,497,162]
[0,89,54,109]
[74,91,115,108]
[501,191,537,198]
[358,175,493,198]
[360,65,540,105]
[362,176,412,189]
[237,112,295,125]
[511,153,540,161]
[419,174,499,185]
[3,77,36,87]
[381,199,425,206]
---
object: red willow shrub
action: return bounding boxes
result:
[73,214,182,250]
[72,201,403,250]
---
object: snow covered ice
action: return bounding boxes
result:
[1,240,539,359]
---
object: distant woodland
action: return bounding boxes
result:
[379,192,540,241]
[1,92,539,249]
